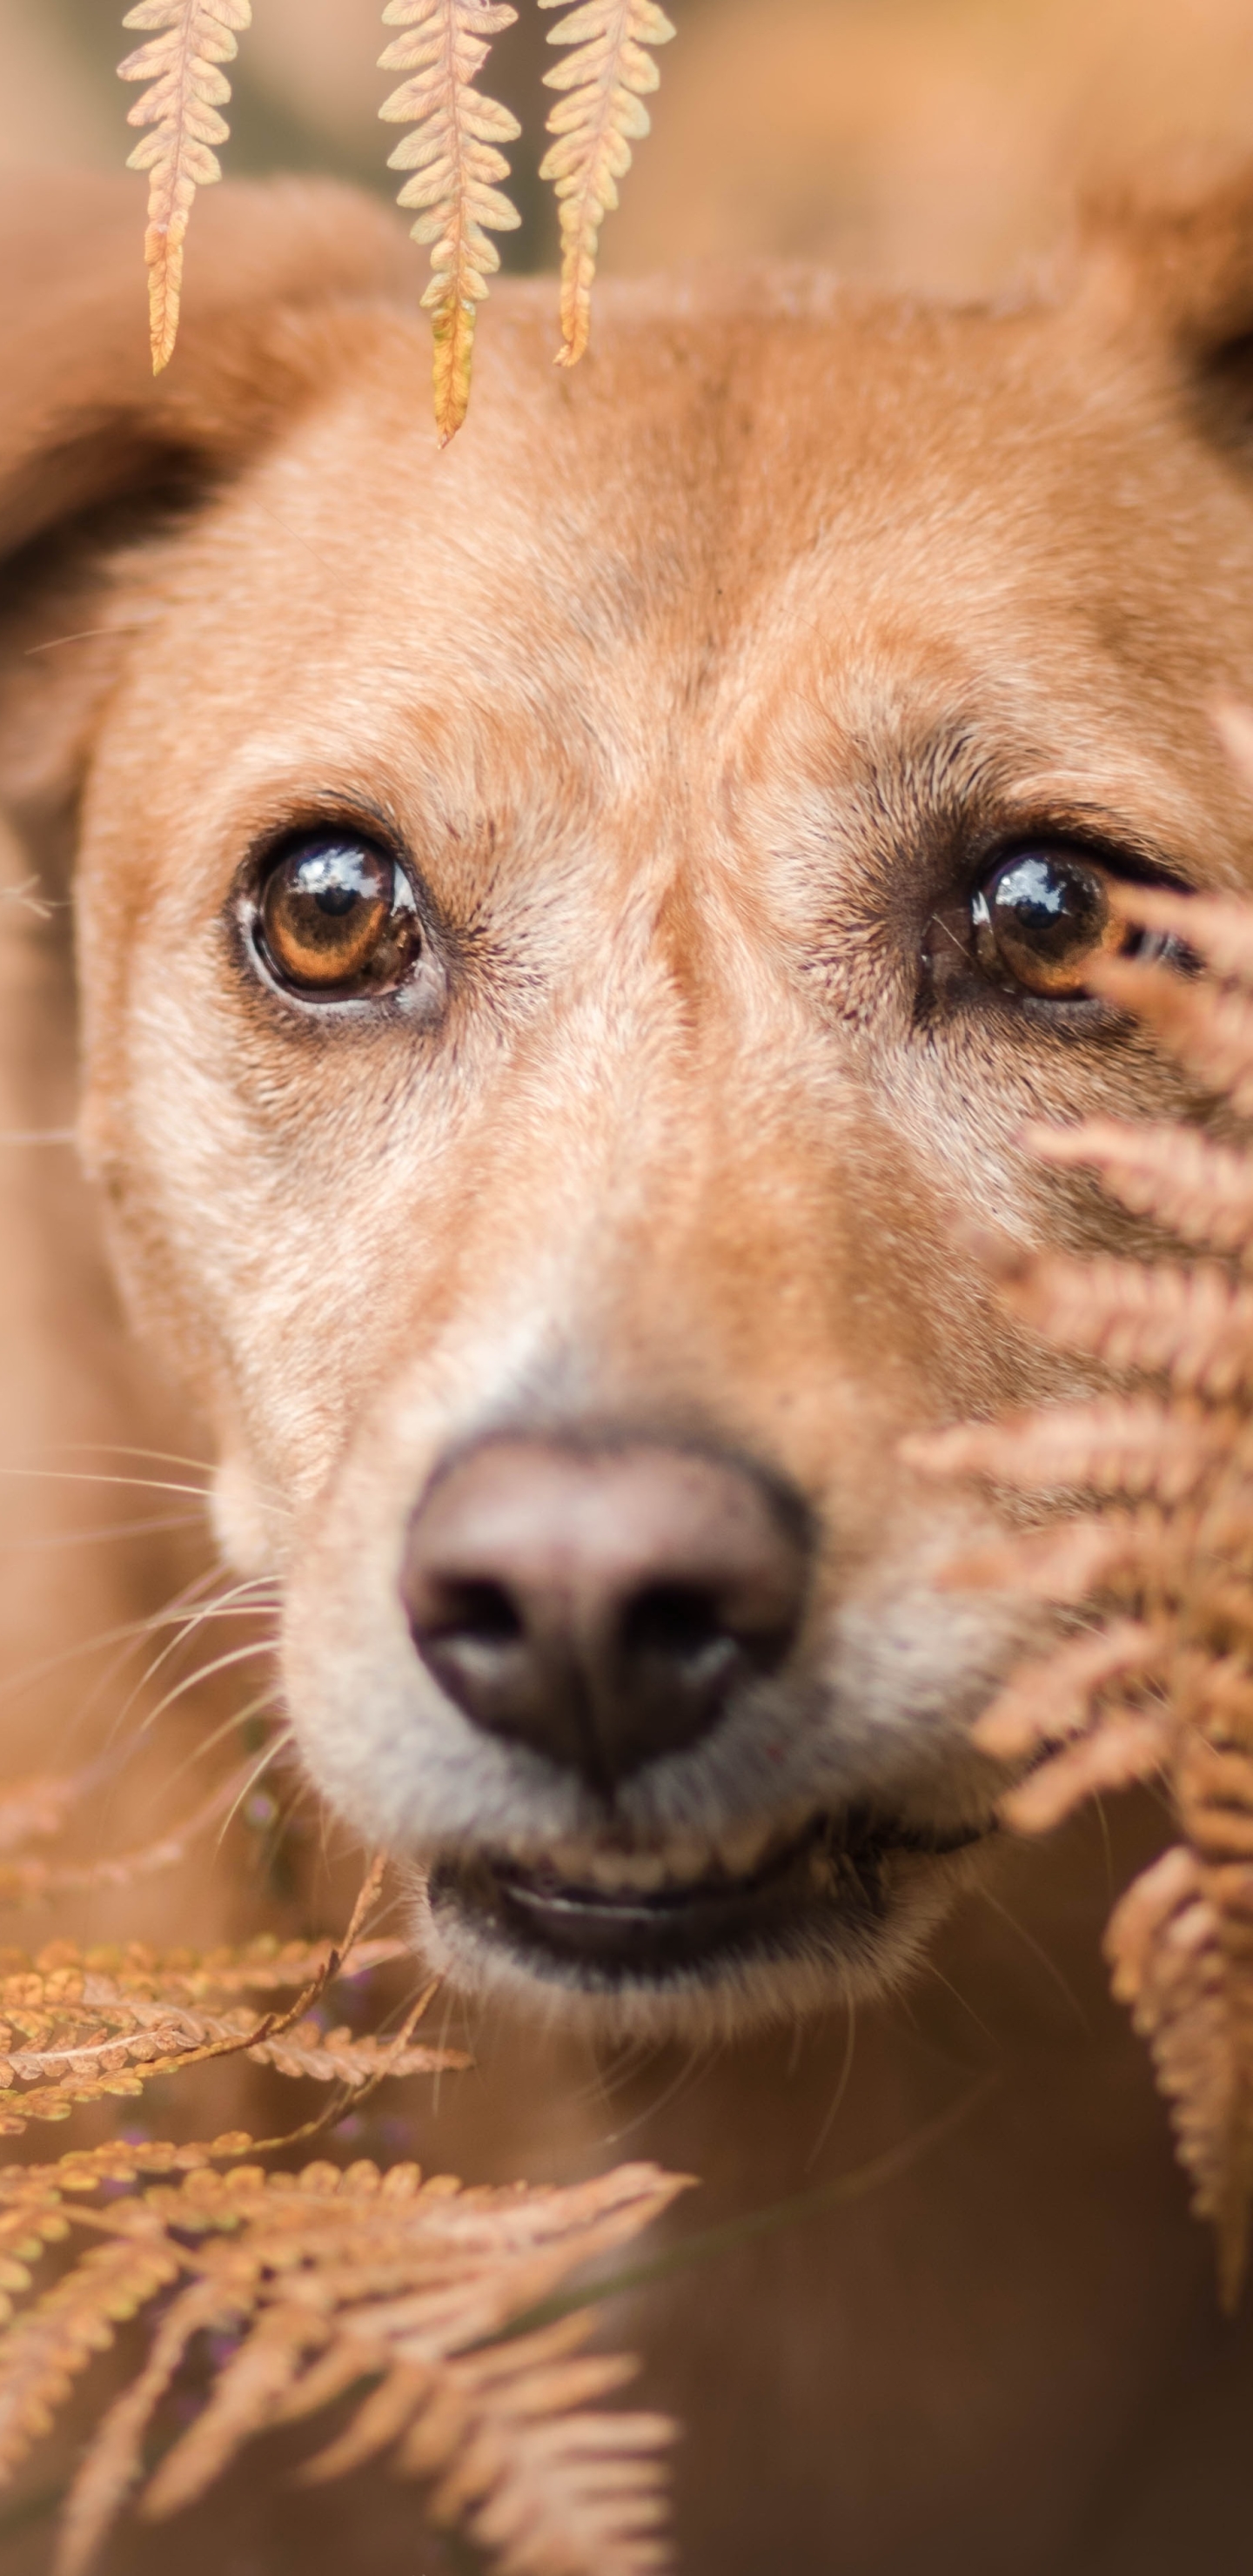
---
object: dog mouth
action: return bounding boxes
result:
[427,1807,988,1989]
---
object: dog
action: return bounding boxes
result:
[3,164,1253,2573]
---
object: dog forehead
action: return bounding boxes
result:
[101,270,1253,888]
[178,286,1243,666]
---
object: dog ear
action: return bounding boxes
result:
[0,173,412,877]
[0,171,411,557]
[1081,162,1253,449]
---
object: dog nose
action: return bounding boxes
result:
[402,1437,809,1790]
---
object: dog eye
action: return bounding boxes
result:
[257,835,420,996]
[970,849,1129,997]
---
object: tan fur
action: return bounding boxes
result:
[3,168,1253,2571]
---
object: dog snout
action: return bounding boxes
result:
[402,1436,811,1791]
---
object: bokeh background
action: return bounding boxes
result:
[5,0,1253,298]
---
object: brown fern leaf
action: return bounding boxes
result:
[906,1395,1234,1504]
[1088,949,1253,1113]
[1000,1254,1253,1398]
[0,2232,183,2488]
[1107,1843,1253,2308]
[1002,1706,1172,1833]
[117,1,251,372]
[0,1774,90,1860]
[0,1922,455,2135]
[379,0,521,444]
[1026,1118,1253,1258]
[32,2155,687,2576]
[539,0,676,369]
[971,1620,1164,1762]
[0,1768,285,1909]
[916,846,1253,2295]
[938,1509,1167,1603]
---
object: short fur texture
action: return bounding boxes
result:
[4,167,1253,2572]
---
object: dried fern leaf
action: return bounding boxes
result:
[0,1920,452,2134]
[36,2157,687,2576]
[56,2275,231,2576]
[379,0,521,444]
[0,1776,90,1860]
[1088,949,1253,1115]
[539,0,676,368]
[926,851,1253,2296]
[1000,1254,1253,1398]
[0,1769,288,1909]
[117,1,251,372]
[908,1397,1233,1504]
[1025,1119,1253,1260]
[1002,1706,1171,1832]
[939,1510,1163,1603]
[972,1620,1163,1761]
[1107,1842,1253,2308]
[1115,879,1253,989]
[0,2233,183,2487]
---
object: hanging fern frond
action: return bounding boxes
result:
[117,1,251,372]
[379,0,522,445]
[539,0,676,369]
[908,833,1253,2305]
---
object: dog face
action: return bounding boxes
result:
[9,174,1253,2036]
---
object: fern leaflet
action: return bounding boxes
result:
[379,0,521,444]
[539,0,675,368]
[117,0,251,372]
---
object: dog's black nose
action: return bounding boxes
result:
[403,1437,809,1790]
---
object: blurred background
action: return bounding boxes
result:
[5,0,1253,298]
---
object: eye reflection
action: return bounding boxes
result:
[972,849,1129,997]
[257,835,421,996]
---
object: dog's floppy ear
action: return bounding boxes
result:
[0,171,412,558]
[1081,161,1253,448]
[0,173,412,872]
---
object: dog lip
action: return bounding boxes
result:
[428,1808,988,1983]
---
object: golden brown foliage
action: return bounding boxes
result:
[910,853,1253,2306]
[539,0,676,368]
[114,0,675,425]
[117,0,251,370]
[0,1817,685,2573]
[23,2150,683,2576]
[379,0,522,445]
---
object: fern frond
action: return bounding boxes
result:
[117,1,251,372]
[0,1776,90,1860]
[1002,1706,1172,1832]
[938,1510,1161,1602]
[539,0,676,368]
[26,2155,687,2576]
[920,799,1253,2294]
[971,1620,1163,1762]
[1000,1254,1253,1397]
[0,1926,454,2135]
[379,0,521,445]
[907,1397,1233,1504]
[1025,1120,1253,1260]
[1089,949,1253,1113]
[1107,1842,1253,2308]
[0,1813,686,2574]
[0,1769,285,1909]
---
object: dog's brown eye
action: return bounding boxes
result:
[258,836,419,996]
[972,850,1126,997]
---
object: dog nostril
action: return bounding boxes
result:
[434,1579,524,1647]
[620,1581,732,1669]
[403,1434,811,1789]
